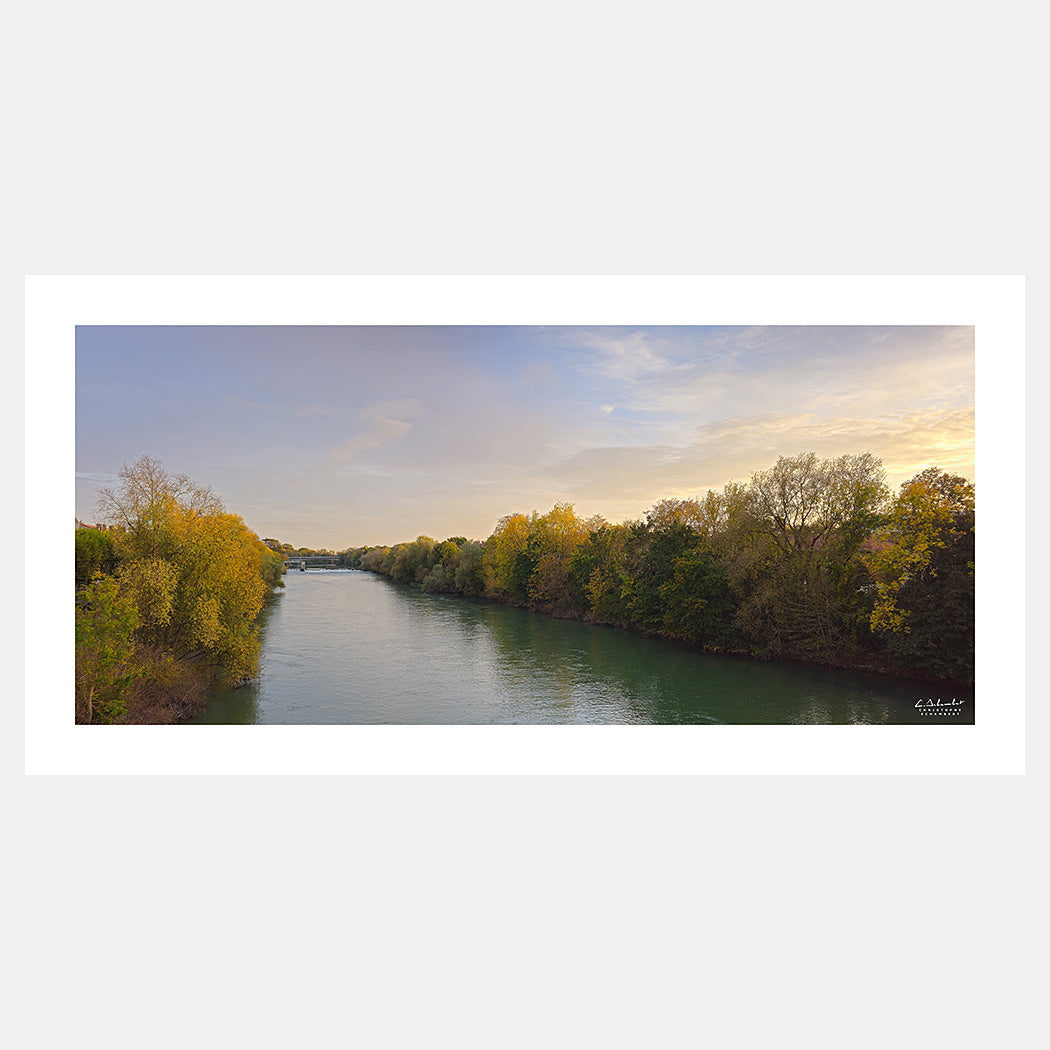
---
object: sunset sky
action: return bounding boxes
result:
[75,325,975,549]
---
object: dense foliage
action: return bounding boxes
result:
[345,452,975,684]
[75,455,284,723]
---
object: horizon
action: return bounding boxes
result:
[75,324,975,549]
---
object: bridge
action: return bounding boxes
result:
[282,555,342,571]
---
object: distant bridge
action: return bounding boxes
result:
[282,555,342,570]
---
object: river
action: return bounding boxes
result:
[188,570,974,724]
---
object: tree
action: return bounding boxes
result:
[163,510,279,680]
[391,536,435,585]
[360,546,391,572]
[624,520,699,633]
[483,513,535,601]
[453,541,486,596]
[75,573,142,723]
[749,452,887,569]
[97,454,223,557]
[571,523,634,623]
[645,498,704,532]
[744,452,889,659]
[867,468,975,681]
[421,539,463,593]
[659,548,734,646]
[528,504,595,613]
[96,455,279,685]
[75,527,117,589]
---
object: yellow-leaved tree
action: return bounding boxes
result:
[528,503,598,612]
[866,468,975,634]
[97,455,281,685]
[483,512,535,602]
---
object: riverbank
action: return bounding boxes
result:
[357,566,974,690]
[342,458,975,688]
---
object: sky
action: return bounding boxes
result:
[75,325,975,549]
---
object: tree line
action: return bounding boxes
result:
[343,452,975,684]
[75,455,284,723]
[260,540,339,558]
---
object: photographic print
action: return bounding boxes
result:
[72,317,976,728]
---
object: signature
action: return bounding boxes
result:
[915,698,967,716]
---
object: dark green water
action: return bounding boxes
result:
[189,570,974,725]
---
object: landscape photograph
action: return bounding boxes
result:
[73,322,976,727]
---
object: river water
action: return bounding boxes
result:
[189,570,974,725]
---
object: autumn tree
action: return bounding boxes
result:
[744,452,889,658]
[164,509,281,679]
[866,468,975,681]
[528,504,596,613]
[95,455,280,685]
[645,498,704,532]
[748,452,887,572]
[360,546,391,572]
[483,513,535,602]
[98,454,223,557]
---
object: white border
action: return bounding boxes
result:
[27,275,1024,774]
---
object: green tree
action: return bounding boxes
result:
[75,527,117,589]
[625,520,699,633]
[659,549,734,647]
[453,541,486,596]
[421,539,462,593]
[573,523,635,624]
[75,573,142,723]
[391,536,435,585]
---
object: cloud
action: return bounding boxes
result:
[550,406,975,513]
[567,329,679,384]
[329,399,424,465]
[553,325,975,451]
